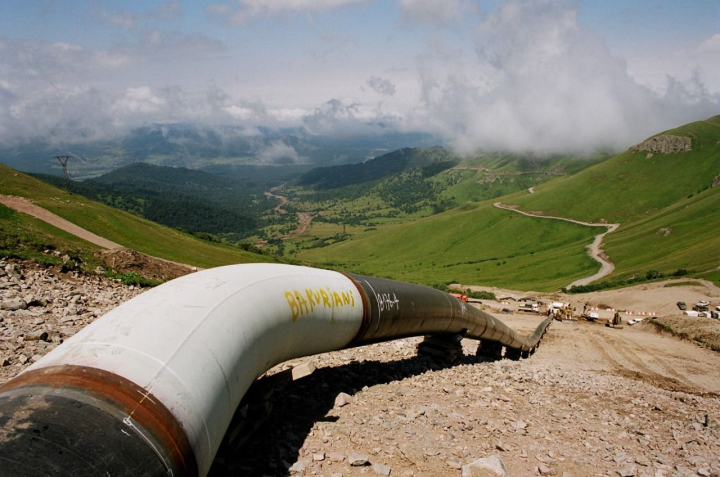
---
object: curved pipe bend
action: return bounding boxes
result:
[0,264,551,477]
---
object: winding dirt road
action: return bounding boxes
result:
[255,186,315,247]
[264,184,290,214]
[493,202,619,288]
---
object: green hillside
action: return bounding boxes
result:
[34,163,268,239]
[603,187,719,279]
[297,147,457,189]
[0,164,277,269]
[295,117,720,291]
[297,202,599,292]
[504,117,720,223]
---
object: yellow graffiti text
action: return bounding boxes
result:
[284,287,356,321]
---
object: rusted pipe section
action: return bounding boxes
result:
[0,264,551,476]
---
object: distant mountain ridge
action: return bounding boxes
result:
[298,147,458,189]
[0,124,440,179]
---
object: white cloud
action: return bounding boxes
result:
[256,140,306,164]
[399,0,478,26]
[96,8,137,30]
[415,0,720,155]
[224,105,255,120]
[207,0,366,25]
[113,86,166,114]
[697,33,720,53]
[367,77,396,96]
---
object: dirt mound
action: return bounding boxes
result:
[95,248,196,282]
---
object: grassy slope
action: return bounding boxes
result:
[0,164,276,268]
[298,202,598,292]
[498,116,720,279]
[0,203,104,268]
[603,187,719,278]
[505,117,720,223]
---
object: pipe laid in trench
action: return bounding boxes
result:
[0,264,551,476]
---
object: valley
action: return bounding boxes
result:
[2,116,717,293]
[2,4,719,477]
[0,116,718,477]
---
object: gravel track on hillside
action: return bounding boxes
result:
[0,194,123,250]
[493,202,619,288]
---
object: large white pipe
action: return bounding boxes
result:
[0,264,550,476]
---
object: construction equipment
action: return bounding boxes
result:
[449,292,469,303]
[605,311,624,329]
[550,302,576,321]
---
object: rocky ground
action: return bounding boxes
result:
[214,338,720,477]
[1,260,719,477]
[0,259,143,383]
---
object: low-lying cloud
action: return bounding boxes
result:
[256,140,306,164]
[416,0,719,155]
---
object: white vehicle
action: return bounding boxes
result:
[697,300,709,307]
[684,310,699,317]
[519,303,539,313]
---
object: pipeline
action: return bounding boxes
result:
[0,264,550,476]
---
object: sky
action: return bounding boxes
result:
[1,0,718,154]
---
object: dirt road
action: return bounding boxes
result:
[265,184,290,214]
[493,202,619,288]
[468,278,720,393]
[502,313,720,393]
[0,195,122,250]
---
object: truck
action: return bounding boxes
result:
[518,303,540,313]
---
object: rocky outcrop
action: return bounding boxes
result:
[631,135,692,154]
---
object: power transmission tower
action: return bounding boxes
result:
[53,155,71,191]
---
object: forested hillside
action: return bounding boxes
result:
[34,163,268,240]
[298,147,457,189]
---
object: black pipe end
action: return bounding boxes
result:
[0,366,197,477]
[0,391,169,476]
